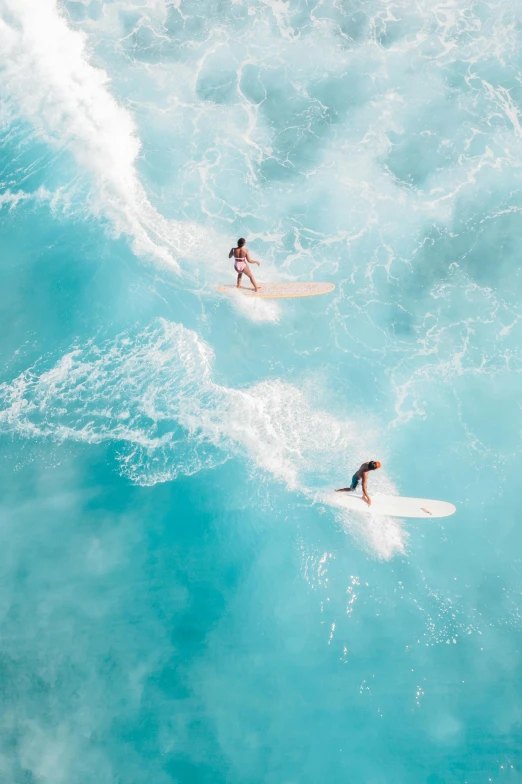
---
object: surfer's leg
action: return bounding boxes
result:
[244,264,260,292]
[236,272,243,288]
[336,474,359,492]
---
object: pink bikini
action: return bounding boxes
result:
[233,250,247,273]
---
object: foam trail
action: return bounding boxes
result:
[226,287,281,323]
[0,320,404,559]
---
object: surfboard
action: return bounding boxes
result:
[324,492,456,519]
[217,281,335,299]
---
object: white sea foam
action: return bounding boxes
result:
[2,0,520,313]
[0,320,404,559]
[0,0,206,269]
[225,287,281,323]
[54,0,511,303]
[0,1,292,328]
[0,186,52,209]
[0,0,292,324]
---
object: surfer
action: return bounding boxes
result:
[229,238,261,292]
[336,461,381,506]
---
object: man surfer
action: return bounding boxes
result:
[336,461,381,506]
[229,238,261,292]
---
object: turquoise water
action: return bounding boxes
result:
[1,0,521,781]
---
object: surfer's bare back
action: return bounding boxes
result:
[336,461,381,506]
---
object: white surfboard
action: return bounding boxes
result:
[324,492,456,519]
[217,281,335,299]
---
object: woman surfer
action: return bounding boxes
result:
[229,238,261,292]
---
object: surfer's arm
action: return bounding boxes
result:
[246,250,260,266]
[228,248,234,258]
[361,474,371,505]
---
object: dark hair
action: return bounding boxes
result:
[368,461,378,470]
[237,238,246,247]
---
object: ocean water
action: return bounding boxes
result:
[0,0,521,781]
